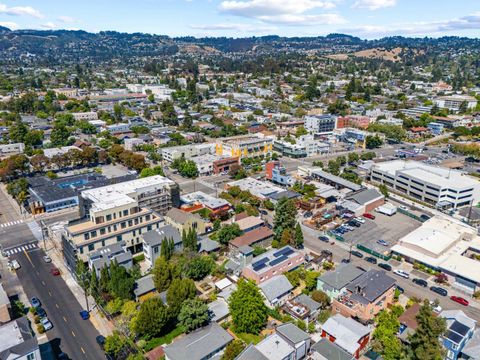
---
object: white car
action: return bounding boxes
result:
[355,217,365,224]
[399,205,409,211]
[41,317,53,331]
[43,255,52,263]
[429,301,442,313]
[8,260,20,271]
[393,269,410,279]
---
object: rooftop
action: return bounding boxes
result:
[230,226,273,248]
[0,317,37,358]
[345,269,396,304]
[318,263,365,291]
[255,333,294,360]
[245,245,303,274]
[236,216,265,231]
[142,225,181,248]
[259,275,293,303]
[180,191,230,210]
[166,208,203,225]
[322,314,370,354]
[311,338,354,360]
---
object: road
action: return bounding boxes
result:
[301,226,480,322]
[12,248,104,360]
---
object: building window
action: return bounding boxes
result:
[154,246,159,254]
[147,225,152,231]
[121,222,126,229]
[100,228,106,235]
[117,235,122,242]
[134,218,139,225]
[146,215,151,221]
[128,220,133,227]
[123,210,129,216]
[106,214,112,221]
[79,247,84,254]
[84,233,90,240]
[27,353,36,360]
[91,230,97,238]
[88,244,95,252]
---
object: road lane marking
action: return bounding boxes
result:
[81,347,85,354]
[41,280,46,286]
[71,330,76,337]
[55,303,59,309]
[63,316,67,322]
[23,250,34,267]
[36,271,40,276]
[48,291,52,297]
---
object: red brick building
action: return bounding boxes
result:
[213,156,239,174]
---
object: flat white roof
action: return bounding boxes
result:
[181,191,230,209]
[0,321,25,353]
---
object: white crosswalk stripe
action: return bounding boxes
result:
[4,242,38,257]
[0,219,24,229]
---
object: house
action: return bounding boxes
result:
[254,333,295,360]
[198,236,221,254]
[163,323,233,360]
[331,270,396,323]
[321,314,371,359]
[309,338,355,360]
[440,310,476,360]
[259,275,294,308]
[208,298,230,323]
[462,328,480,359]
[0,317,41,360]
[134,274,156,301]
[142,225,182,268]
[276,323,311,360]
[229,226,273,254]
[398,302,421,342]
[87,241,133,277]
[283,294,321,325]
[236,216,265,233]
[0,285,10,324]
[317,264,365,300]
[236,344,269,360]
[165,208,208,235]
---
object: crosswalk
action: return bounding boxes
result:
[0,219,24,228]
[3,242,38,256]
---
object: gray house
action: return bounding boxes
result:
[142,225,182,268]
[317,264,364,300]
[276,322,311,359]
[259,275,293,308]
[87,241,133,276]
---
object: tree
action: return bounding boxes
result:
[166,278,196,316]
[294,223,304,248]
[134,297,168,339]
[295,126,308,138]
[9,120,28,143]
[153,257,174,292]
[404,301,446,360]
[372,310,402,360]
[183,256,214,280]
[108,260,135,300]
[105,331,129,357]
[348,152,359,163]
[379,184,389,198]
[221,339,246,360]
[229,279,268,334]
[50,123,72,146]
[273,197,297,242]
[76,260,91,311]
[217,223,242,245]
[327,159,340,175]
[139,165,164,178]
[179,160,199,178]
[178,298,210,332]
[366,135,384,149]
[310,290,331,308]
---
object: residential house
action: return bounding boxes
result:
[229,226,273,254]
[208,299,230,323]
[283,294,321,325]
[259,275,294,308]
[276,323,311,360]
[134,274,156,301]
[163,323,233,360]
[321,314,371,359]
[309,338,355,360]
[440,310,476,360]
[462,328,480,359]
[0,317,40,360]
[331,270,396,323]
[398,302,421,342]
[87,241,133,277]
[142,225,182,268]
[165,208,208,235]
[317,264,365,300]
[254,333,295,360]
[236,216,265,233]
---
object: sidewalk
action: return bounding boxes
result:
[40,238,114,337]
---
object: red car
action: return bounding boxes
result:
[50,267,60,276]
[363,213,375,220]
[450,296,469,306]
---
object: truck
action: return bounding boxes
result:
[376,203,397,216]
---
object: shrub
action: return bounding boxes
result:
[37,324,45,334]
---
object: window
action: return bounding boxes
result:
[121,222,126,229]
[145,215,151,221]
[100,228,106,235]
[117,235,122,242]
[134,218,139,225]
[27,353,36,360]
[88,244,95,251]
[147,225,152,231]
[128,220,133,227]
[106,214,112,221]
[154,246,159,254]
[79,247,84,254]
[123,210,129,216]
[113,225,117,231]
[84,233,90,241]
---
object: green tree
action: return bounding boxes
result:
[229,279,268,334]
[179,160,199,178]
[366,135,384,149]
[50,123,72,147]
[153,257,174,292]
[178,298,210,332]
[273,198,297,242]
[295,126,308,138]
[327,159,340,175]
[379,184,389,198]
[104,331,128,357]
[372,309,402,360]
[294,223,304,248]
[139,165,164,178]
[348,152,359,163]
[404,301,447,360]
[108,260,135,300]
[310,290,331,308]
[167,278,196,316]
[221,339,246,360]
[217,223,242,245]
[183,256,214,280]
[134,298,168,339]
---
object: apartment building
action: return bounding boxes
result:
[370,160,478,209]
[161,143,216,163]
[304,115,337,133]
[63,176,178,271]
[434,95,477,112]
[0,143,25,155]
[72,111,98,121]
[216,135,273,159]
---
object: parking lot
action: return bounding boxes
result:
[342,211,422,256]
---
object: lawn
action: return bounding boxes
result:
[144,325,185,352]
[235,332,264,345]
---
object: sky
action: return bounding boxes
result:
[0,0,480,39]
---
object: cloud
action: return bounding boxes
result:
[218,0,343,26]
[0,21,18,30]
[40,22,56,30]
[353,0,396,10]
[190,23,277,33]
[0,3,43,18]
[57,15,75,23]
[342,12,480,37]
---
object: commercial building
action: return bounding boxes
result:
[242,246,305,284]
[212,156,239,174]
[331,270,396,322]
[161,143,216,163]
[391,216,480,294]
[370,160,479,209]
[345,188,385,214]
[265,161,294,186]
[226,177,284,200]
[434,95,477,112]
[71,111,98,121]
[274,135,330,158]
[215,135,273,159]
[304,115,337,133]
[336,115,370,129]
[0,317,40,360]
[180,191,231,216]
[0,143,24,155]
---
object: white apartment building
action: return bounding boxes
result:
[434,95,477,112]
[161,143,216,163]
[72,111,98,121]
[62,176,179,271]
[370,160,479,209]
[304,115,337,134]
[0,142,25,155]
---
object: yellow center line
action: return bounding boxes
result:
[71,330,76,337]
[24,251,34,267]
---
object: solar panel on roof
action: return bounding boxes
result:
[450,321,470,336]
[252,258,269,268]
[269,255,287,266]
[274,247,295,258]
[446,330,464,344]
[253,263,267,271]
[283,248,294,256]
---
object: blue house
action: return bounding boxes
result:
[428,122,444,135]
[440,310,476,360]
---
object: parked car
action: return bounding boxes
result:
[399,205,409,211]
[43,255,52,263]
[420,214,431,221]
[429,301,442,313]
[378,263,392,271]
[377,239,389,247]
[79,310,90,320]
[318,235,330,243]
[393,269,410,279]
[412,278,428,287]
[96,335,106,349]
[363,213,375,220]
[450,296,469,306]
[7,260,20,271]
[355,217,365,224]
[396,285,405,294]
[365,256,377,264]
[341,258,351,264]
[347,220,361,227]
[41,317,53,331]
[351,250,363,258]
[51,267,60,276]
[36,307,46,318]
[303,211,313,218]
[260,210,268,215]
[430,286,448,297]
[31,297,41,308]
